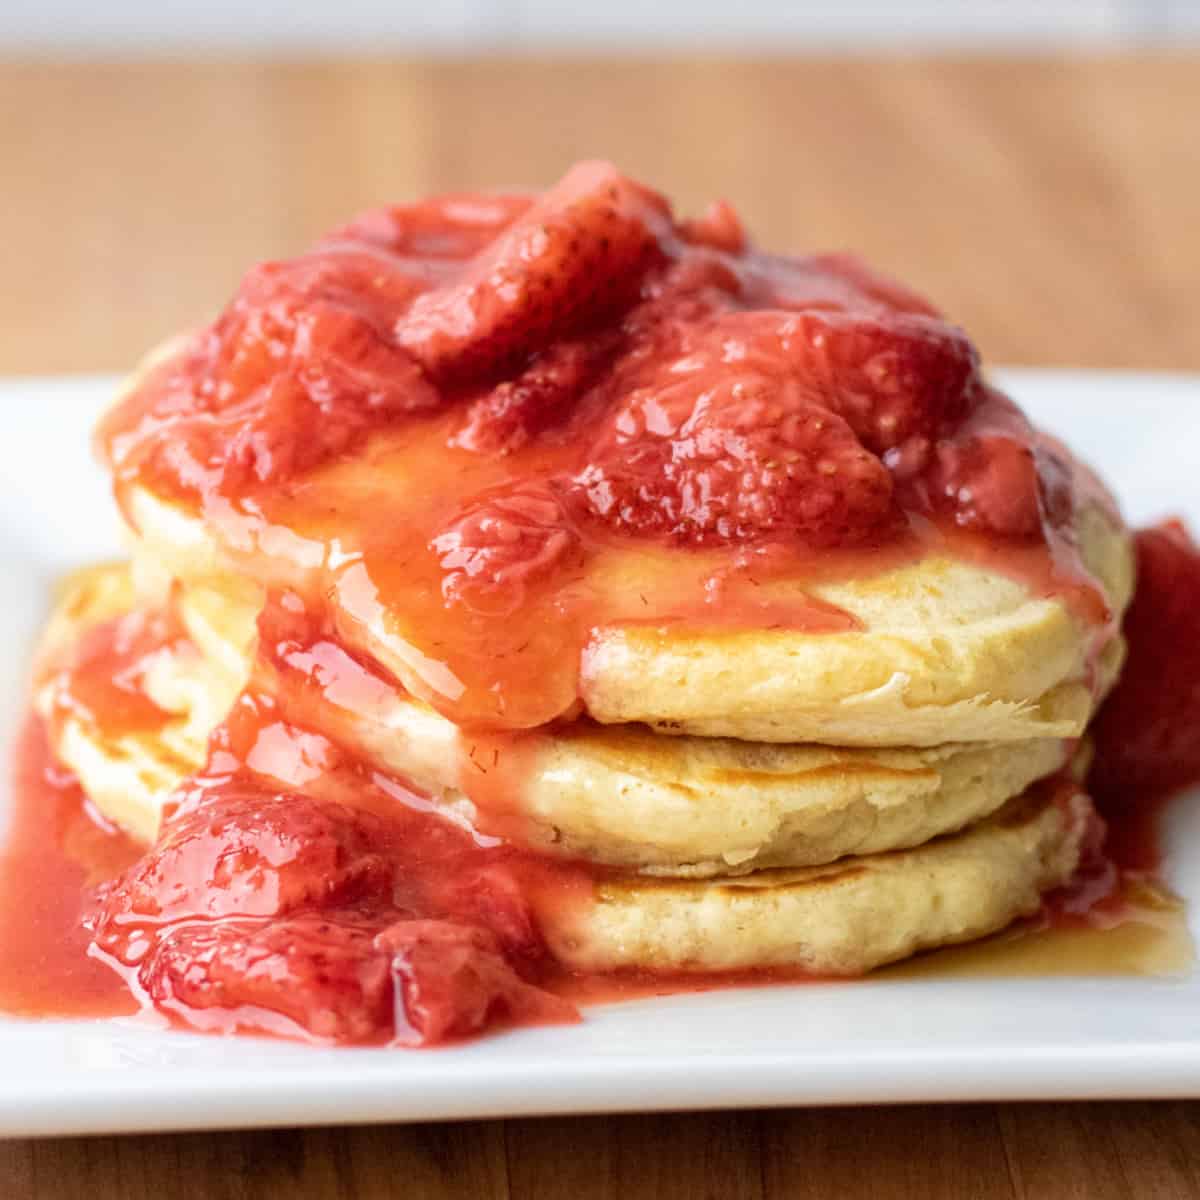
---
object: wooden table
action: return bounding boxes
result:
[1,55,1199,1199]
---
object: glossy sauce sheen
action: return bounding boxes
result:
[0,720,140,1017]
[40,605,191,750]
[1,708,1191,1042]
[96,161,1115,736]
[3,165,1193,1046]
[5,538,1199,1043]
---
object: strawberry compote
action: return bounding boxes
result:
[97,161,1112,733]
[9,163,1180,1050]
[18,594,594,1045]
[87,692,589,1046]
[9,515,1200,1045]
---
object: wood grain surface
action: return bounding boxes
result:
[1,54,1199,1199]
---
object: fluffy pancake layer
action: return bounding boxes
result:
[34,566,240,842]
[35,564,1088,976]
[543,788,1087,973]
[119,471,1132,747]
[585,502,1132,744]
[41,563,1076,877]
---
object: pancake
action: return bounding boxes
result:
[32,167,1140,1039]
[118,453,1132,747]
[100,167,1136,757]
[585,501,1132,745]
[46,562,1076,877]
[543,786,1087,974]
[36,573,1088,977]
[33,565,240,843]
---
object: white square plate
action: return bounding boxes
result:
[1,369,1199,1138]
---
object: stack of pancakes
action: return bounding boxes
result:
[36,440,1134,976]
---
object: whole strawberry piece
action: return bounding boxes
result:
[1090,519,1200,810]
[139,914,394,1043]
[93,791,395,944]
[575,372,896,546]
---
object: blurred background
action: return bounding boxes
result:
[4,1,1200,53]
[1,2,1197,376]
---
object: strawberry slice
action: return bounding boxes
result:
[377,920,576,1045]
[94,791,394,938]
[399,161,671,380]
[568,303,980,547]
[432,483,581,610]
[139,914,394,1043]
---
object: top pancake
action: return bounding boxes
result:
[586,500,1133,743]
[96,171,1135,746]
[120,461,1133,747]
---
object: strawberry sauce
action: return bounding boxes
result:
[7,702,603,1044]
[96,161,1117,736]
[3,164,1191,1048]
[87,693,591,1047]
[0,720,140,1018]
[1089,520,1200,866]
[4,511,1200,1043]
